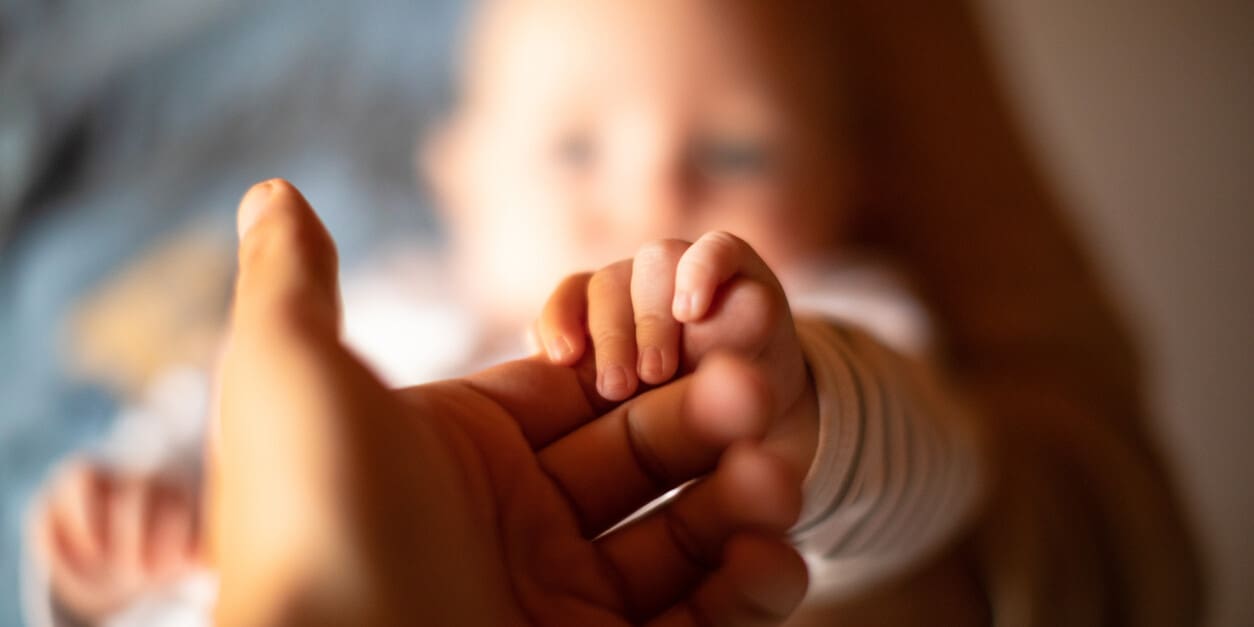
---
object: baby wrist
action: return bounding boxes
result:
[792,318,863,530]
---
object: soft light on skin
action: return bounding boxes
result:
[426,0,854,331]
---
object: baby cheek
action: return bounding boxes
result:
[479,205,592,311]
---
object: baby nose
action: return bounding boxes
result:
[603,112,694,236]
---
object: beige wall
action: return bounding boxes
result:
[975,1,1254,625]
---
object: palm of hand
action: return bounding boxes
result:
[216,332,799,627]
[393,368,641,626]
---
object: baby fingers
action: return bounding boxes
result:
[672,231,780,323]
[537,272,593,365]
[588,260,639,400]
[631,239,688,384]
[540,232,782,402]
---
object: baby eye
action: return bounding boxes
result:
[692,137,772,178]
[554,131,597,172]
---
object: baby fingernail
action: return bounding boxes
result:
[673,292,695,320]
[640,346,664,381]
[548,335,573,362]
[600,364,630,399]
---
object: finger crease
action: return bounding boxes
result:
[623,410,672,494]
[735,588,793,623]
[661,503,712,572]
[536,458,596,538]
[595,550,640,620]
[690,600,719,627]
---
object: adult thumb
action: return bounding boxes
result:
[211,178,346,502]
[232,179,341,343]
[208,179,350,583]
[210,179,344,545]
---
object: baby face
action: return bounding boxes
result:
[431,0,850,321]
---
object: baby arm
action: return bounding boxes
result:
[535,232,987,610]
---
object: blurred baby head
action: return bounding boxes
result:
[427,0,853,320]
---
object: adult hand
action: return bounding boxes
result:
[209,180,808,626]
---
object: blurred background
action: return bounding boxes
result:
[0,1,1249,625]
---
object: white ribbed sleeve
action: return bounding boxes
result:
[790,318,985,601]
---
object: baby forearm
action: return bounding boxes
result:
[791,313,1202,625]
[791,318,988,600]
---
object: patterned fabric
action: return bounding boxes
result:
[0,2,462,623]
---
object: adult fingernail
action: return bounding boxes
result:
[600,364,630,400]
[639,346,664,381]
[237,180,275,240]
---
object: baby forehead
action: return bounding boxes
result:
[467,0,798,74]
[459,0,843,122]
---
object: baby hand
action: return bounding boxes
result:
[534,231,819,476]
[33,461,201,622]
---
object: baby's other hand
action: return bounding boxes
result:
[33,461,201,623]
[534,231,819,476]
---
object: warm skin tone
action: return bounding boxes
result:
[430,0,852,336]
[427,0,850,508]
[533,232,820,484]
[209,180,810,626]
[35,182,813,627]
[31,464,201,622]
[37,0,1202,622]
[39,0,847,619]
